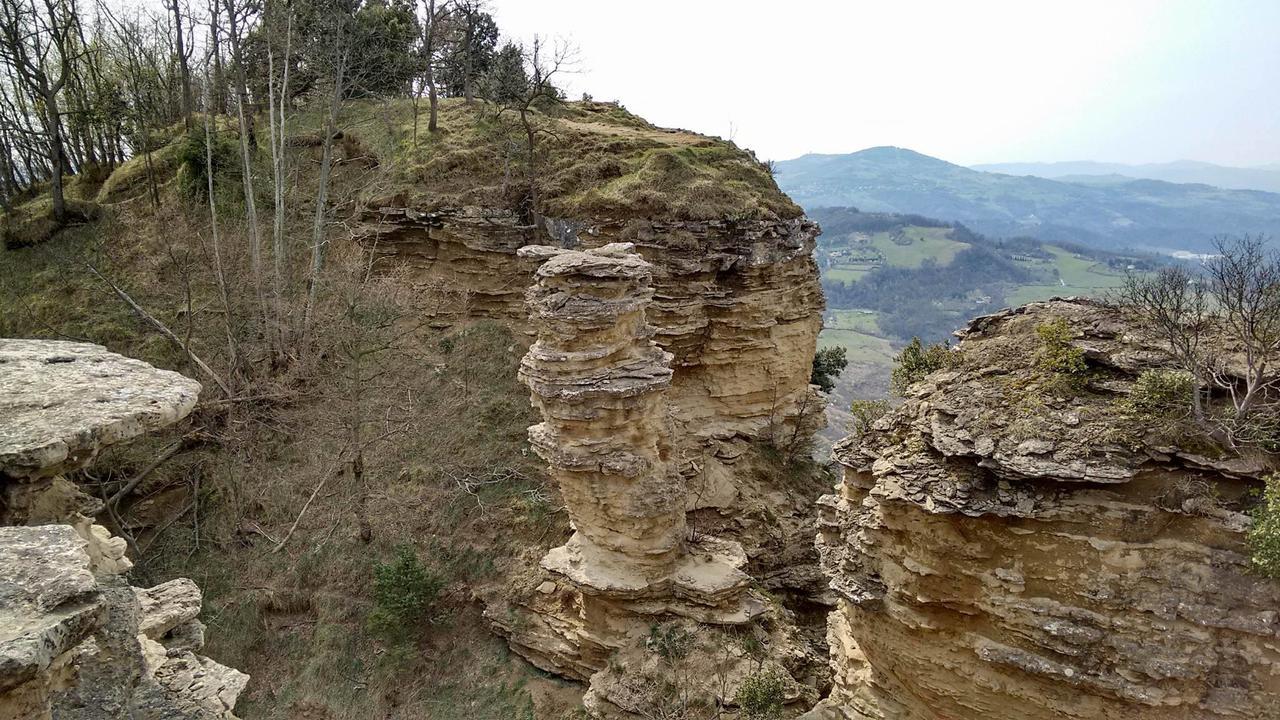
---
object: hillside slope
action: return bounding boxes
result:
[775,147,1280,252]
[0,96,829,719]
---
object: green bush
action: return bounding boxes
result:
[176,130,240,200]
[1127,369,1195,417]
[645,623,693,662]
[1034,318,1087,376]
[735,667,785,720]
[367,545,444,640]
[1248,474,1280,578]
[890,337,958,394]
[811,345,848,393]
[849,399,890,437]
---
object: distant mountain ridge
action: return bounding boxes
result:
[775,147,1280,253]
[973,159,1280,194]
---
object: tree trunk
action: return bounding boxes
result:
[204,66,239,379]
[268,13,293,351]
[302,54,346,340]
[225,0,264,314]
[463,13,474,103]
[209,0,226,113]
[424,0,438,132]
[42,88,66,222]
[173,0,193,130]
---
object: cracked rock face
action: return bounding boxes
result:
[357,209,823,443]
[806,299,1280,720]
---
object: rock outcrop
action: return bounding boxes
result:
[489,244,817,717]
[0,525,247,720]
[807,299,1280,720]
[358,209,824,447]
[0,339,247,719]
[0,339,200,574]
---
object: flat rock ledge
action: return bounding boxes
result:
[0,339,201,480]
[0,341,246,719]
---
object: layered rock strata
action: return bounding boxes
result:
[516,242,755,617]
[0,525,247,720]
[490,244,815,717]
[807,299,1280,720]
[357,208,823,444]
[0,339,247,719]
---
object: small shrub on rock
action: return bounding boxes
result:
[368,545,443,640]
[1034,318,1087,376]
[849,399,890,437]
[811,345,848,393]
[645,623,693,662]
[1127,369,1195,417]
[890,337,959,395]
[735,667,785,720]
[1248,474,1280,578]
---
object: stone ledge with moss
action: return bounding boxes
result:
[808,297,1280,720]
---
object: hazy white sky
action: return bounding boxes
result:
[489,0,1280,166]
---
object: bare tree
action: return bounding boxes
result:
[420,0,449,134]
[1205,235,1280,424]
[1117,264,1212,419]
[266,5,293,349]
[301,4,353,341]
[170,0,192,130]
[222,0,264,316]
[1118,234,1280,446]
[0,0,86,222]
[494,36,575,219]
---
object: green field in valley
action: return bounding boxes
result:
[1004,245,1129,306]
[823,226,970,283]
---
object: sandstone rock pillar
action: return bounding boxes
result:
[517,243,753,608]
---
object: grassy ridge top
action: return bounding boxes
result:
[312,97,802,221]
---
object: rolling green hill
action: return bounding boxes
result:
[776,147,1280,253]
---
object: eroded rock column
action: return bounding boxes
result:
[487,248,820,717]
[517,243,752,606]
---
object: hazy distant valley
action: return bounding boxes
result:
[776,147,1280,438]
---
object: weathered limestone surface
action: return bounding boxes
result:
[806,299,1280,720]
[0,525,101,720]
[0,339,201,576]
[356,208,824,444]
[0,339,200,481]
[0,340,247,719]
[489,244,816,717]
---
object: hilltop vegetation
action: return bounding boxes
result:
[776,147,1280,253]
